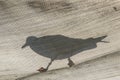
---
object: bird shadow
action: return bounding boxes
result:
[22,35,108,72]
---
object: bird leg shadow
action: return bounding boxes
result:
[37,58,55,72]
[37,56,75,72]
[68,57,75,67]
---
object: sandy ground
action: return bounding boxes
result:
[0,0,120,79]
[17,51,120,80]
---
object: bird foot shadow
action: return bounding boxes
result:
[37,67,47,72]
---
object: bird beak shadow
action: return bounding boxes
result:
[21,43,28,49]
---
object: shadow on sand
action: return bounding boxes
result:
[27,0,75,13]
[22,35,108,72]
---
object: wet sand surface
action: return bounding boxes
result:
[0,0,120,79]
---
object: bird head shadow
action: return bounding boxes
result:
[22,36,38,48]
[22,35,109,60]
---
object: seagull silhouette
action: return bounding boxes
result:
[22,35,108,72]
